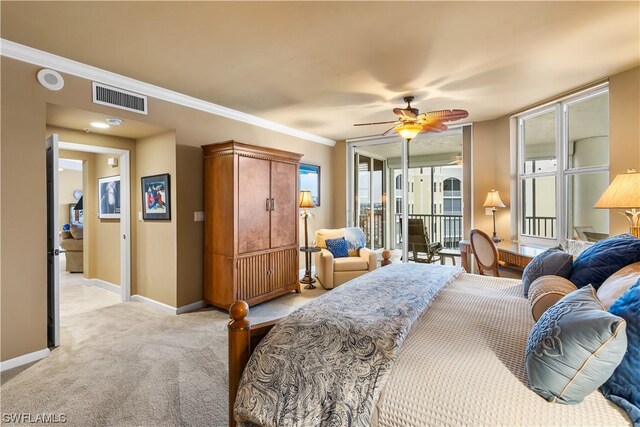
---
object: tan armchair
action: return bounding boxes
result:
[314,228,377,289]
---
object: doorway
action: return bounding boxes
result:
[46,135,132,348]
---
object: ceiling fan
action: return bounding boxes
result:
[354,96,469,138]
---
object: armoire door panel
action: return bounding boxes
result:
[237,253,271,301]
[238,156,271,254]
[270,161,298,248]
[270,248,298,289]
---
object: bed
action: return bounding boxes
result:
[227,264,631,427]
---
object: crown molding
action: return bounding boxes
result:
[0,39,336,147]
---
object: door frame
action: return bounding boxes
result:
[57,141,132,303]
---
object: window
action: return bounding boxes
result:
[518,86,609,244]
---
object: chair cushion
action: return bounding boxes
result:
[525,285,627,405]
[333,257,368,272]
[601,279,640,425]
[522,247,573,297]
[569,233,640,289]
[325,237,349,258]
[597,261,640,310]
[528,275,577,321]
[60,238,83,252]
[70,223,84,239]
[315,229,346,249]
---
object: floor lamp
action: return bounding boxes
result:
[483,189,505,242]
[299,190,317,287]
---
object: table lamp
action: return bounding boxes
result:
[595,169,640,237]
[483,189,506,242]
[299,190,316,248]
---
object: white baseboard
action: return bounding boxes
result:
[176,300,205,314]
[91,279,120,294]
[130,294,176,314]
[0,348,50,372]
[130,294,205,315]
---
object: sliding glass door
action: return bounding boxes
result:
[349,128,466,259]
[354,153,386,250]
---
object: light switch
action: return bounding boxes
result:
[485,208,494,216]
[194,211,205,222]
[138,211,143,221]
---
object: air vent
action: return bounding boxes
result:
[92,82,147,115]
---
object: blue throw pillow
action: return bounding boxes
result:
[569,234,640,289]
[525,285,627,405]
[325,237,349,258]
[522,247,573,297]
[601,278,640,425]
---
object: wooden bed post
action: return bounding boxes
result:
[228,301,250,427]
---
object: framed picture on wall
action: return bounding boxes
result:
[98,175,121,219]
[141,173,171,220]
[299,163,320,207]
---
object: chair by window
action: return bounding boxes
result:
[400,218,443,264]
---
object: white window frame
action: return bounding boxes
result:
[517,84,609,247]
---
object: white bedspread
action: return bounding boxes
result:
[371,273,631,426]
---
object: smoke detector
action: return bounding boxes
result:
[37,69,64,91]
[106,118,123,126]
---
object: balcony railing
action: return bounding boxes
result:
[523,216,556,238]
[394,213,463,249]
[358,212,464,250]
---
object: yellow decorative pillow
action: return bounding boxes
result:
[528,275,578,321]
[597,261,640,310]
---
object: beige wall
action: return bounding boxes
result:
[136,132,177,307]
[57,168,82,230]
[609,67,640,235]
[1,56,335,362]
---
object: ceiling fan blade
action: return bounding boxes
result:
[418,109,469,123]
[382,125,399,136]
[353,120,400,127]
[421,122,448,133]
[393,108,417,120]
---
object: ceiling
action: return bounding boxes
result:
[357,129,463,159]
[47,104,168,139]
[2,2,639,141]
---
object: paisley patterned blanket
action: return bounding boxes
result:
[234,263,464,427]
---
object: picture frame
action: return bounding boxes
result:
[98,175,121,219]
[299,163,320,207]
[141,173,171,220]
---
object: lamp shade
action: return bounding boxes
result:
[299,190,316,208]
[395,122,422,140]
[483,189,505,208]
[594,169,640,209]
[74,196,83,211]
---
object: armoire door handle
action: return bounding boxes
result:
[266,198,271,211]
[271,198,275,211]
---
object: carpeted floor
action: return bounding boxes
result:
[1,263,326,427]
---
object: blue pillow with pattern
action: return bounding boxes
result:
[569,234,640,289]
[601,278,640,424]
[525,285,627,405]
[325,237,349,258]
[522,246,573,297]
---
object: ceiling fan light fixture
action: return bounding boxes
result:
[395,122,422,140]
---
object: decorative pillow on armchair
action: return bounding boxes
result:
[525,285,627,405]
[522,246,573,297]
[325,237,349,258]
[601,279,640,425]
[569,234,640,289]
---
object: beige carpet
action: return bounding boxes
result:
[1,264,326,427]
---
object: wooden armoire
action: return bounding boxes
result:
[202,141,302,310]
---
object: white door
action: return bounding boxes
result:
[46,134,60,347]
